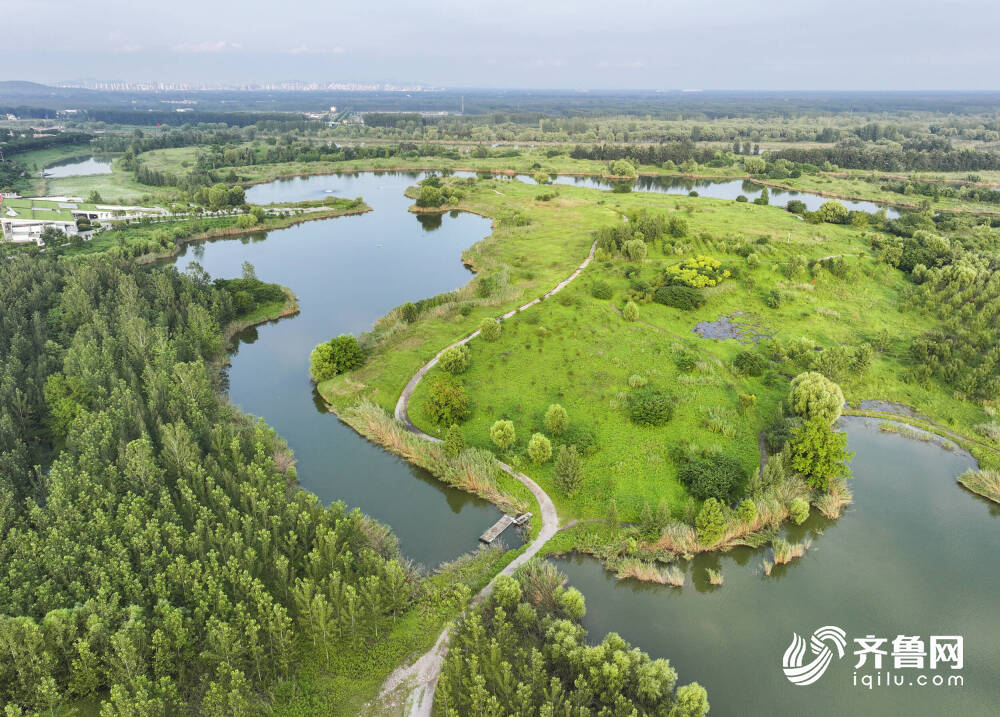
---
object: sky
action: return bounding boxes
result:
[3,0,998,90]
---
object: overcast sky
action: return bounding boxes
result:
[3,0,997,89]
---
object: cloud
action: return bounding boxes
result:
[170,41,242,54]
[597,60,646,69]
[284,45,346,55]
[116,44,143,54]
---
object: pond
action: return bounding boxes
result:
[171,172,506,568]
[558,418,999,716]
[43,156,113,177]
[505,172,901,217]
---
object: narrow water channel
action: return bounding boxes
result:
[172,172,503,568]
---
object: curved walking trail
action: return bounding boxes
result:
[380,240,596,716]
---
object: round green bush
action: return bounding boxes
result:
[622,301,639,322]
[527,433,552,463]
[591,281,613,300]
[678,453,748,504]
[480,317,502,341]
[439,344,470,374]
[544,404,569,436]
[789,497,810,525]
[626,387,674,426]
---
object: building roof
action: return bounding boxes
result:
[2,198,75,222]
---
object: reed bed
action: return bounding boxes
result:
[957,469,1000,504]
[706,568,724,586]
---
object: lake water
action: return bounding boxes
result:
[558,418,999,716]
[172,172,505,568]
[528,173,902,217]
[43,156,113,177]
[171,171,994,713]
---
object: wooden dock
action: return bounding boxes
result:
[480,512,532,544]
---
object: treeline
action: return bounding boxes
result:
[84,109,301,127]
[96,126,252,154]
[570,141,719,166]
[0,254,419,713]
[435,561,709,716]
[771,137,1000,172]
[0,131,93,156]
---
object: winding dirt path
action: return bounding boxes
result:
[380,240,596,715]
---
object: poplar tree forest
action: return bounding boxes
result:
[0,252,420,713]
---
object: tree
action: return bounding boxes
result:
[816,200,850,224]
[416,185,443,208]
[240,261,257,281]
[527,433,552,463]
[490,420,516,452]
[733,351,767,376]
[736,498,757,524]
[622,238,647,261]
[679,453,748,504]
[789,417,853,490]
[479,317,501,341]
[609,159,638,178]
[623,301,639,321]
[744,156,766,174]
[425,378,471,425]
[400,302,418,323]
[443,424,465,458]
[544,403,569,436]
[788,371,845,424]
[754,186,770,205]
[438,344,470,374]
[310,334,364,381]
[671,683,710,717]
[789,497,810,525]
[695,498,726,545]
[555,445,583,494]
[40,226,66,248]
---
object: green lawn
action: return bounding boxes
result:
[320,176,996,527]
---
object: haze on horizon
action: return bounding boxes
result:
[3,0,998,91]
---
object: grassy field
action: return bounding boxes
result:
[44,160,159,203]
[318,175,996,529]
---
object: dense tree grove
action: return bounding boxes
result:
[0,254,419,713]
[435,561,709,717]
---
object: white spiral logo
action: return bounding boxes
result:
[782,625,847,685]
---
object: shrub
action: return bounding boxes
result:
[736,194,749,203]
[400,301,419,323]
[309,334,364,381]
[674,350,698,373]
[738,393,758,412]
[443,424,466,458]
[786,200,807,214]
[654,285,705,310]
[544,404,569,436]
[789,497,810,525]
[528,433,552,463]
[416,185,444,207]
[664,256,730,288]
[480,317,502,341]
[439,344,470,374]
[563,423,598,456]
[667,215,688,238]
[789,371,845,424]
[425,378,471,425]
[816,200,849,224]
[764,288,783,308]
[736,498,757,524]
[622,301,639,321]
[490,419,516,452]
[733,350,768,377]
[678,453,748,504]
[627,387,674,426]
[622,239,647,261]
[609,159,638,178]
[696,498,726,545]
[591,281,613,299]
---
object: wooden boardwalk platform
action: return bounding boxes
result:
[480,512,532,544]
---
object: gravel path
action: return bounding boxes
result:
[381,240,596,715]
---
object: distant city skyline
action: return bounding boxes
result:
[2,0,998,90]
